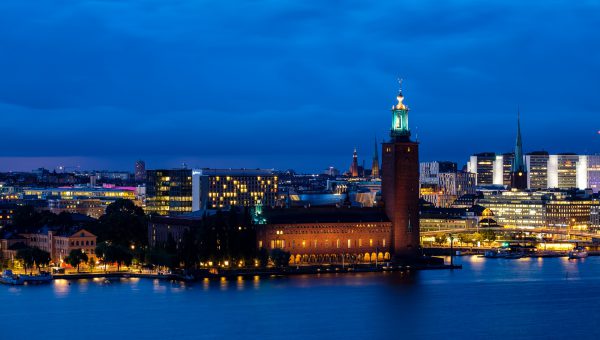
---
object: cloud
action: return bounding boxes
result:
[0,0,599,171]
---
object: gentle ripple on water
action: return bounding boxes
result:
[1,256,599,339]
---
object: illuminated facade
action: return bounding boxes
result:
[420,161,475,208]
[477,191,546,229]
[192,169,278,211]
[468,152,496,186]
[548,154,579,189]
[146,169,193,216]
[20,228,97,264]
[23,187,136,200]
[492,153,514,186]
[256,207,392,263]
[47,198,107,219]
[525,151,549,190]
[545,199,598,229]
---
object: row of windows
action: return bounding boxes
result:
[261,238,387,250]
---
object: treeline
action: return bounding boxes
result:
[7,199,289,271]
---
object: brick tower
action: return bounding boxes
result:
[381,81,420,260]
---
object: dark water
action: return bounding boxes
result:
[1,256,599,339]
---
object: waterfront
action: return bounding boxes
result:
[2,256,600,339]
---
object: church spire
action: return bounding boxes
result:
[510,106,527,189]
[512,107,524,172]
[371,137,380,178]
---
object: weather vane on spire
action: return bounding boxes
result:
[397,77,403,92]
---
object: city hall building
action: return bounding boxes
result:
[256,207,392,263]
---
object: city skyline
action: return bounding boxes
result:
[1,1,599,172]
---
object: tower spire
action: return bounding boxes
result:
[350,148,359,177]
[512,106,524,172]
[371,136,380,178]
[510,106,527,189]
[390,78,410,140]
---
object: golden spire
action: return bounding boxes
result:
[395,78,407,110]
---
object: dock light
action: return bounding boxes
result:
[224,261,229,267]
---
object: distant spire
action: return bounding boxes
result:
[372,137,380,178]
[350,148,359,177]
[512,106,524,172]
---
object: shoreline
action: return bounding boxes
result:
[43,263,462,283]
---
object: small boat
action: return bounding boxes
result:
[504,253,524,259]
[0,270,24,285]
[484,249,502,258]
[21,272,53,284]
[568,247,588,259]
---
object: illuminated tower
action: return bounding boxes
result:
[510,109,527,189]
[350,148,359,177]
[381,80,420,259]
[371,137,380,179]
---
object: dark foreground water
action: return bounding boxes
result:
[1,256,600,339]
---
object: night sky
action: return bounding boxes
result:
[0,1,599,173]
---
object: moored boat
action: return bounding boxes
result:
[568,247,588,259]
[20,271,53,284]
[0,270,24,285]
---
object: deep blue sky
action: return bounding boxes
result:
[0,1,599,173]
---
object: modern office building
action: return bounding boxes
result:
[547,154,579,189]
[191,169,278,211]
[381,84,420,258]
[492,153,514,186]
[544,198,598,229]
[135,160,146,183]
[146,169,193,216]
[467,152,496,186]
[525,151,550,190]
[477,191,546,229]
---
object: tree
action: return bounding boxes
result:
[270,249,291,268]
[64,249,88,273]
[480,229,497,244]
[434,234,447,246]
[32,247,51,272]
[16,247,35,274]
[96,199,147,248]
[257,247,269,268]
[95,241,111,272]
[457,233,471,246]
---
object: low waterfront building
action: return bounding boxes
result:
[1,227,97,265]
[147,215,200,248]
[256,207,392,263]
[477,191,546,229]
